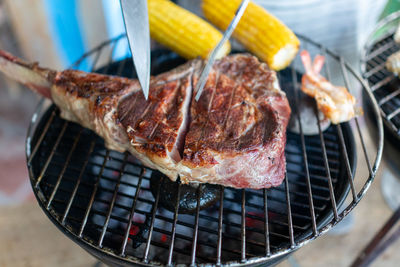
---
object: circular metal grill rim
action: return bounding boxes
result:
[25,34,383,266]
[361,10,400,141]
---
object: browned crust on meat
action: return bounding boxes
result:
[118,74,191,158]
[54,70,135,116]
[55,70,133,98]
[182,54,289,168]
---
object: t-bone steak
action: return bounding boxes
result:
[0,50,291,189]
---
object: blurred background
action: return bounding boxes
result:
[0,0,399,266]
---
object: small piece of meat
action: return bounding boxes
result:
[386,50,400,76]
[385,28,400,75]
[300,50,360,124]
[0,50,291,189]
[394,24,400,44]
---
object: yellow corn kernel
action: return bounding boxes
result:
[202,0,299,70]
[148,0,230,60]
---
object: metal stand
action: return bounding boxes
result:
[351,206,400,267]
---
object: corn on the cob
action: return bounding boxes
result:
[148,0,230,60]
[202,0,299,70]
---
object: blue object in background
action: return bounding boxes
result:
[43,0,89,70]
[101,0,131,61]
[43,0,130,69]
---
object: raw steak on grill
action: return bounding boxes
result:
[0,50,291,189]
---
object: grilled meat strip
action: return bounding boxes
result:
[0,50,290,189]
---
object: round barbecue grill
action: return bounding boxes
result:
[26,34,383,266]
[361,11,400,210]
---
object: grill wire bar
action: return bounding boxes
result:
[290,66,318,235]
[120,168,146,256]
[35,121,68,188]
[25,34,383,267]
[364,31,394,60]
[98,153,129,247]
[322,56,358,203]
[27,110,56,164]
[263,189,270,256]
[370,76,395,92]
[241,189,246,262]
[167,183,182,266]
[191,186,203,266]
[379,88,400,106]
[47,129,83,209]
[61,140,96,225]
[143,176,164,263]
[312,48,339,220]
[339,59,373,178]
[314,100,339,221]
[79,150,110,237]
[217,187,225,265]
[284,173,295,248]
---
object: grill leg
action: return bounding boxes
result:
[351,205,400,267]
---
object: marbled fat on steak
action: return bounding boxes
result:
[0,50,291,189]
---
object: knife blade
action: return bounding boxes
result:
[195,0,250,101]
[120,0,151,100]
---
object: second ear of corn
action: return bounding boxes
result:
[147,0,299,70]
[148,0,230,60]
[203,0,299,70]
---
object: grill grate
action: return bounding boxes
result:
[362,11,400,141]
[26,35,383,266]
